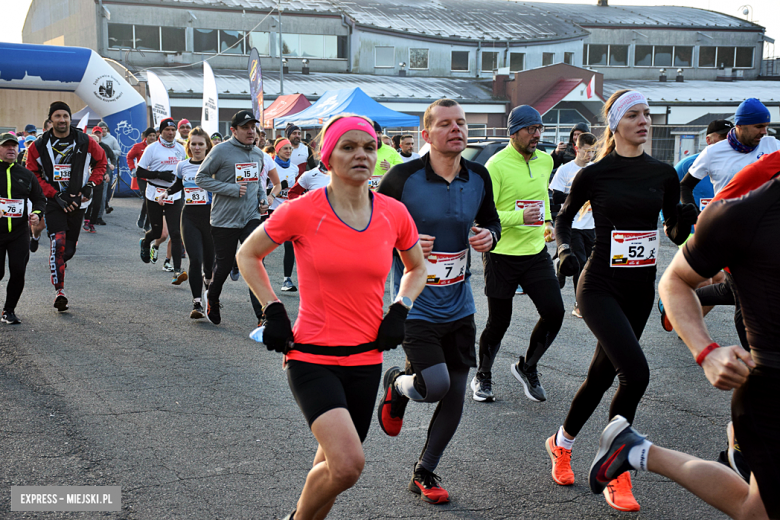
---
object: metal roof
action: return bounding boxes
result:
[136,68,499,104]
[603,80,780,104]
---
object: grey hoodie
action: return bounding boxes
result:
[195,136,268,228]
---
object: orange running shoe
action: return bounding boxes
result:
[409,465,449,504]
[603,472,640,512]
[545,434,575,485]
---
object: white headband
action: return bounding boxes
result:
[607,91,648,131]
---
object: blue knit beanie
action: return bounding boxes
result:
[508,105,543,135]
[735,98,770,126]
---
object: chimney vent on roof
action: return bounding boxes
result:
[597,0,608,6]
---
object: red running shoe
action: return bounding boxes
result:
[377,366,408,437]
[409,465,449,504]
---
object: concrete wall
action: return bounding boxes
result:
[22,0,97,49]
[353,29,583,78]
[582,28,764,80]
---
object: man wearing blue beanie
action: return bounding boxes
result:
[471,105,565,403]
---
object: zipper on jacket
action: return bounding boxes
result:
[6,165,12,232]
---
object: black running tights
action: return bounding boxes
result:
[143,197,183,270]
[562,271,654,437]
[210,220,263,320]
[0,227,30,311]
[695,273,748,350]
[181,205,214,300]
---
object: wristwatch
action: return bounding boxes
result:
[393,295,413,311]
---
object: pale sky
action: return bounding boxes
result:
[8,0,778,52]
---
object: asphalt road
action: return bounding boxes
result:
[1,197,739,519]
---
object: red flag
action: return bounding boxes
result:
[586,75,596,99]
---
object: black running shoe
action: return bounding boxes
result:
[377,366,409,437]
[140,238,151,263]
[589,415,647,494]
[163,259,174,272]
[1,309,21,324]
[190,301,205,319]
[230,266,240,281]
[95,218,107,225]
[29,238,39,253]
[409,465,449,504]
[54,290,69,312]
[471,372,495,402]
[105,206,113,214]
[511,357,547,402]
[206,300,221,325]
[136,216,145,229]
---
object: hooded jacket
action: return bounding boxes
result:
[195,136,267,228]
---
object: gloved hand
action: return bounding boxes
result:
[676,203,699,227]
[376,303,409,352]
[54,192,79,211]
[157,171,176,183]
[80,182,95,200]
[262,301,294,354]
[557,244,580,277]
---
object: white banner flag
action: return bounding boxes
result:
[147,71,171,128]
[201,62,219,136]
[76,113,89,131]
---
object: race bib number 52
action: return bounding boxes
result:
[425,250,468,286]
[610,230,658,267]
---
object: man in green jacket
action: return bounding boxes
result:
[471,106,565,404]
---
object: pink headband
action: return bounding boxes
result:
[275,139,291,153]
[320,117,377,170]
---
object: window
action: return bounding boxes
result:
[323,35,338,59]
[300,34,323,57]
[282,33,300,56]
[674,46,693,67]
[107,24,133,48]
[736,47,754,68]
[409,48,429,70]
[564,52,574,65]
[451,51,470,71]
[654,45,672,67]
[510,52,525,72]
[161,27,185,53]
[699,46,716,68]
[134,25,160,51]
[247,31,270,56]
[481,51,498,71]
[586,44,608,66]
[468,124,487,137]
[609,45,628,66]
[194,28,218,53]
[337,36,348,59]
[220,30,243,54]
[375,46,394,67]
[635,45,653,67]
[717,47,735,68]
[543,52,555,66]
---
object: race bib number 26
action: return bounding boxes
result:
[610,230,658,267]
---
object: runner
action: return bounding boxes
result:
[84,127,115,233]
[25,101,106,311]
[587,174,780,520]
[128,127,156,230]
[472,105,564,403]
[376,99,501,504]
[551,122,590,170]
[211,132,223,146]
[372,122,404,183]
[235,114,426,520]
[549,90,697,511]
[0,133,46,324]
[176,119,191,147]
[135,117,188,285]
[96,121,120,220]
[285,125,317,173]
[268,138,299,292]
[398,134,421,163]
[549,132,597,318]
[195,110,269,325]
[287,161,329,200]
[166,127,214,316]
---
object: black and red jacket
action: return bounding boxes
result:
[25,126,106,200]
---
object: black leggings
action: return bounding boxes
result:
[143,197,183,270]
[0,226,30,311]
[696,273,748,350]
[210,220,263,320]
[570,229,595,298]
[181,205,214,300]
[283,241,295,278]
[137,179,148,223]
[562,270,655,437]
[86,180,105,224]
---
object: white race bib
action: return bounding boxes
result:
[0,198,24,218]
[515,200,544,226]
[53,164,71,182]
[184,187,208,205]
[278,188,289,200]
[699,198,713,212]
[152,187,174,204]
[610,230,659,267]
[235,162,259,183]
[369,175,382,191]
[425,249,468,286]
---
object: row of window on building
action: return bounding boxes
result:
[583,44,755,69]
[377,48,574,72]
[107,24,347,59]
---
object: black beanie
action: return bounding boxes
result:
[372,120,383,148]
[142,127,156,138]
[286,125,300,138]
[48,101,71,119]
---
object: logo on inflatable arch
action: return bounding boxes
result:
[93,74,123,103]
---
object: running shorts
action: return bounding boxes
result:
[403,316,477,373]
[731,365,780,517]
[286,360,381,442]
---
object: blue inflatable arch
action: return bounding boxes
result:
[0,42,147,195]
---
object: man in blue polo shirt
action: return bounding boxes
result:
[376,99,501,505]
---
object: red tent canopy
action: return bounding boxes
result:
[263,94,311,128]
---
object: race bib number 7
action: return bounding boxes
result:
[610,230,658,267]
[235,163,259,183]
[0,198,24,218]
[515,200,544,226]
[425,250,468,286]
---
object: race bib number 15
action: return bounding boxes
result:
[610,230,658,267]
[235,163,259,183]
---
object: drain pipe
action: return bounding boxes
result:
[341,14,354,73]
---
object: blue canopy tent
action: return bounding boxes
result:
[273,87,419,129]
